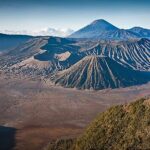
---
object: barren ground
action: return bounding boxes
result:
[0,72,150,150]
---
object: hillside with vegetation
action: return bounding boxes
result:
[46,98,150,150]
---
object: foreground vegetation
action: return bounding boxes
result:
[46,98,150,150]
[45,139,75,150]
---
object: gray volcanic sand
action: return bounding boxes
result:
[0,73,149,150]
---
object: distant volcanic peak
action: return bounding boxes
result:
[91,19,111,26]
[69,19,141,39]
[90,19,118,30]
[91,19,106,23]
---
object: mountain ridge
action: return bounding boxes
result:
[81,38,150,71]
[0,37,150,79]
[0,33,33,52]
[129,26,150,38]
[69,19,150,40]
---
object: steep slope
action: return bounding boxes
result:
[82,38,150,71]
[69,19,139,40]
[52,56,150,90]
[0,36,83,76]
[108,29,139,40]
[0,37,150,77]
[69,19,118,39]
[0,33,32,53]
[10,53,82,77]
[0,37,48,69]
[129,27,150,38]
[75,98,150,150]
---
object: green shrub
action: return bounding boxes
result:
[46,98,150,150]
[75,98,150,150]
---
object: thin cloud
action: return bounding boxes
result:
[0,28,74,37]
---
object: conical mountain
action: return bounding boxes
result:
[52,56,150,90]
[69,19,118,39]
[85,19,118,31]
[69,19,140,40]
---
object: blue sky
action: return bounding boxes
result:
[0,0,150,33]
